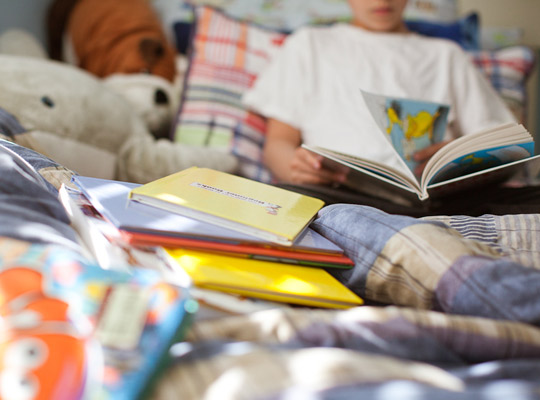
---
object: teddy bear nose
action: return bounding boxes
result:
[154,89,169,105]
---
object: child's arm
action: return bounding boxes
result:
[263,118,347,185]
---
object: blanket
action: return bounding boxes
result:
[150,205,540,399]
[2,139,540,399]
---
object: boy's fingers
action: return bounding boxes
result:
[296,147,323,169]
[414,141,449,161]
[289,147,348,185]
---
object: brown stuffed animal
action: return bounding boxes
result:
[47,0,176,83]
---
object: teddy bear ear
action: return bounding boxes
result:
[139,38,165,74]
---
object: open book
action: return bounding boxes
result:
[303,91,539,202]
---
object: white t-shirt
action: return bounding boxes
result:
[243,23,516,170]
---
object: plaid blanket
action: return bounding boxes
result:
[153,204,540,399]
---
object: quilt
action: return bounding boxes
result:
[152,205,540,399]
[2,139,540,399]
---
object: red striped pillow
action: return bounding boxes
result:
[172,6,286,182]
[468,46,535,124]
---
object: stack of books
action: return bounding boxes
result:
[68,167,363,310]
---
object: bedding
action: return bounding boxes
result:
[2,139,540,399]
[2,3,539,397]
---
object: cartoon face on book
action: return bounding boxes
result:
[0,266,92,400]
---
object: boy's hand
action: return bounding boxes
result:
[262,118,348,185]
[413,141,450,177]
[289,147,348,185]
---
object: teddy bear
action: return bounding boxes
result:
[0,53,238,184]
[46,0,183,139]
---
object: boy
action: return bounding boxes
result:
[242,0,516,188]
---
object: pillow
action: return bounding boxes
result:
[404,0,458,22]
[480,27,524,50]
[406,12,480,50]
[154,0,475,55]
[171,6,287,182]
[151,0,197,54]
[151,0,350,54]
[192,0,351,30]
[468,45,536,124]
[312,204,540,325]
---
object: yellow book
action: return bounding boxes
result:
[165,248,363,309]
[129,167,325,246]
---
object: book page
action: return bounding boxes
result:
[421,123,533,187]
[361,90,450,175]
[425,142,534,185]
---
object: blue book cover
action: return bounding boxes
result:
[427,142,535,185]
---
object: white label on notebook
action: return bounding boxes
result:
[190,182,282,215]
[96,284,150,350]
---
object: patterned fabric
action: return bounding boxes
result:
[185,306,540,362]
[0,140,80,248]
[151,205,540,399]
[469,45,536,124]
[172,6,286,182]
[0,108,77,191]
[153,306,540,399]
[5,125,540,399]
[311,204,540,323]
[153,0,471,54]
[0,137,76,191]
[152,0,350,53]
[424,213,540,270]
[405,0,458,22]
[191,0,352,30]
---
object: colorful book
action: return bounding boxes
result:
[128,167,325,246]
[0,238,197,400]
[164,247,364,309]
[71,175,352,268]
[302,90,539,203]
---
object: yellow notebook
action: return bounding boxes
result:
[165,248,363,309]
[129,167,325,246]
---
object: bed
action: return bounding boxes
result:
[2,1,540,399]
[2,136,540,399]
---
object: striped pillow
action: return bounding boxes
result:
[172,6,287,182]
[469,45,535,124]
